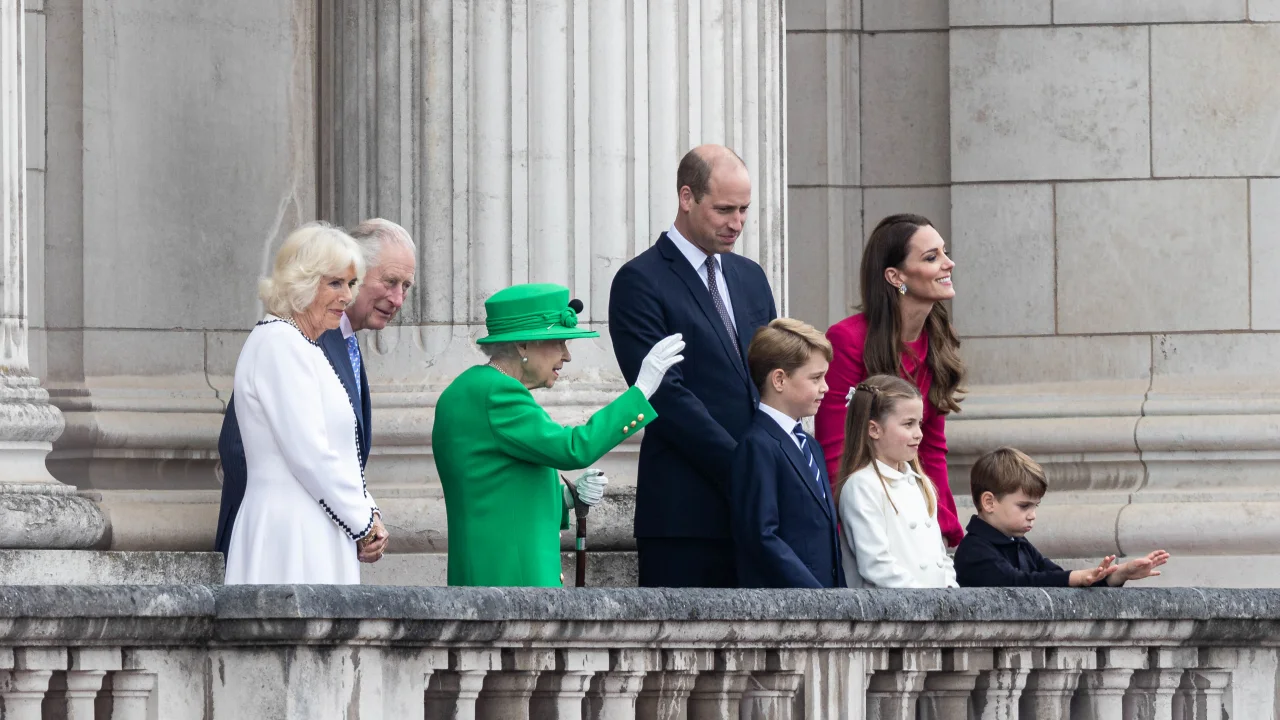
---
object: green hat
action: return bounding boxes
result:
[476,283,600,345]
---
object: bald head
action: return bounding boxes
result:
[673,144,752,255]
[677,144,747,203]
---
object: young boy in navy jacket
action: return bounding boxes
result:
[731,319,844,588]
[955,447,1169,587]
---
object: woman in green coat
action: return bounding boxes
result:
[433,283,684,587]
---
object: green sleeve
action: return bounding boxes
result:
[487,383,656,470]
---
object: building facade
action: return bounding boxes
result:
[3,0,1279,586]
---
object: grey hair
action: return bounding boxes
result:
[259,223,365,317]
[480,342,522,362]
[348,218,416,269]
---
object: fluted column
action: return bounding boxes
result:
[319,0,788,503]
[0,0,103,548]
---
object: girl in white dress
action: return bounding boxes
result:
[224,224,381,585]
[836,374,957,588]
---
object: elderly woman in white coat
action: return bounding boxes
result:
[223,223,382,584]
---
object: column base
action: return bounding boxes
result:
[0,483,107,548]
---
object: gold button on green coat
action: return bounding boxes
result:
[433,365,655,587]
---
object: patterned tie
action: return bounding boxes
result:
[793,423,826,499]
[346,335,363,401]
[704,256,739,347]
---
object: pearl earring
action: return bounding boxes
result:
[521,356,528,363]
[898,283,907,296]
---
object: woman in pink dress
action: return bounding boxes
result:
[815,214,967,547]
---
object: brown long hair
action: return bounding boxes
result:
[859,214,965,414]
[835,374,937,517]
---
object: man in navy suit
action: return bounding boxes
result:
[731,319,843,588]
[609,145,777,587]
[214,219,417,560]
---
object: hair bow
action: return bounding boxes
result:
[845,386,857,408]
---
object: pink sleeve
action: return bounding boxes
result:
[919,405,963,547]
[815,321,866,494]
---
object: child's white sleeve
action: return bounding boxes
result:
[942,537,958,588]
[839,473,922,589]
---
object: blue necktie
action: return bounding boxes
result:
[346,335,363,401]
[792,423,825,499]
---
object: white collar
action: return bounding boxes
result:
[874,459,920,484]
[668,224,721,273]
[339,312,355,340]
[757,402,802,436]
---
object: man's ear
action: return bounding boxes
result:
[678,185,695,214]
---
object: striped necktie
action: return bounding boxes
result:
[792,423,825,498]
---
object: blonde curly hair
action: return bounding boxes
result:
[259,223,366,317]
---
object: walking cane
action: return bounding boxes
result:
[561,474,589,587]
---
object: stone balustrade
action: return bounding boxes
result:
[0,586,1275,719]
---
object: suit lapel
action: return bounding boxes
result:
[320,330,366,449]
[658,235,748,381]
[759,415,832,514]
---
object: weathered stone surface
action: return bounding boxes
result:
[951,27,1149,182]
[787,31,859,186]
[951,0,1050,26]
[950,183,1055,337]
[1152,24,1280,177]
[1253,181,1280,330]
[861,32,949,186]
[863,0,947,30]
[0,549,222,584]
[786,0,859,30]
[788,187,862,330]
[1055,179,1249,334]
[958,336,1152,386]
[1054,0,1246,23]
[1253,0,1280,20]
[0,485,106,548]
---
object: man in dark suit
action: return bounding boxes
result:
[731,318,844,589]
[609,145,777,587]
[214,219,417,560]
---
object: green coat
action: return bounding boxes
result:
[432,365,655,587]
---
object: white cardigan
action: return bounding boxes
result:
[838,460,957,588]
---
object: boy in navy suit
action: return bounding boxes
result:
[731,319,845,588]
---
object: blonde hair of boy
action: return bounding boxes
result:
[746,318,834,394]
[835,374,937,517]
[969,447,1048,507]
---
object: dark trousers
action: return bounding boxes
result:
[636,537,737,588]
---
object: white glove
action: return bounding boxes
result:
[633,333,685,399]
[563,469,609,508]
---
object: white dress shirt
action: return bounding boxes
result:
[838,460,958,589]
[757,403,803,450]
[339,311,355,340]
[667,224,738,329]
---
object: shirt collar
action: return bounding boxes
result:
[757,402,802,436]
[873,459,919,484]
[339,312,355,340]
[965,515,1020,546]
[668,224,720,275]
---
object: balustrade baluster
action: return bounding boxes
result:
[61,648,121,720]
[1172,649,1233,720]
[740,651,802,720]
[1019,648,1092,720]
[584,649,656,720]
[974,648,1041,720]
[108,670,156,720]
[687,649,761,720]
[477,649,554,720]
[919,648,992,720]
[865,649,938,720]
[0,648,64,720]
[425,649,498,720]
[1072,647,1143,720]
[1125,648,1196,720]
[635,649,709,720]
[530,649,608,720]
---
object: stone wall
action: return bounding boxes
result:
[787,0,1280,586]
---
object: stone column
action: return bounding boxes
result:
[0,0,104,549]
[584,649,654,720]
[62,648,121,720]
[1125,648,1197,720]
[973,648,1040,720]
[425,649,498,720]
[530,649,607,720]
[477,649,554,720]
[635,649,709,720]
[1019,648,1091,720]
[919,648,991,720]
[865,649,938,720]
[687,650,761,720]
[1072,647,1143,720]
[107,671,156,720]
[317,0,788,550]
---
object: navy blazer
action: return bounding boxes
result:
[730,412,844,588]
[213,328,372,555]
[954,515,1106,587]
[609,233,777,539]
